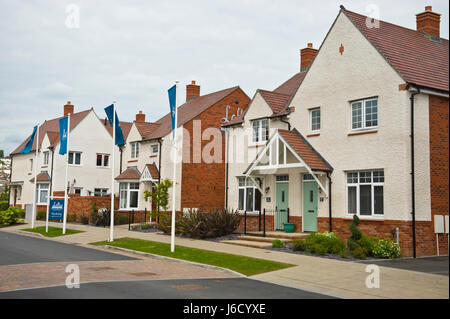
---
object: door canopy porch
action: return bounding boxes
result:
[244,128,333,197]
[140,163,160,183]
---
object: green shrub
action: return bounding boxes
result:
[140,223,152,230]
[80,215,89,225]
[349,215,362,241]
[372,239,401,259]
[159,209,240,239]
[115,215,129,225]
[358,234,380,257]
[292,239,307,251]
[351,246,367,259]
[0,207,22,226]
[68,213,77,222]
[272,239,284,248]
[0,201,9,211]
[37,210,46,220]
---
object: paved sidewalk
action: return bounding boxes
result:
[2,221,449,299]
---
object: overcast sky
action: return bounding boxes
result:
[0,0,448,155]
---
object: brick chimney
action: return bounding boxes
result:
[186,81,200,102]
[300,43,318,72]
[416,6,441,37]
[135,110,145,122]
[64,101,74,117]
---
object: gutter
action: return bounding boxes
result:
[327,171,332,232]
[409,86,420,258]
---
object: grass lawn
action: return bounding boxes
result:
[91,237,294,276]
[21,226,84,237]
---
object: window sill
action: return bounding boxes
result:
[347,129,378,136]
[307,132,320,137]
[344,215,384,221]
[128,159,138,163]
[96,166,110,169]
[149,155,157,158]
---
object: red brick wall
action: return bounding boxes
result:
[429,95,449,216]
[181,88,250,212]
[67,196,119,220]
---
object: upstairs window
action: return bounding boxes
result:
[252,119,269,143]
[131,142,139,159]
[151,144,159,155]
[351,98,378,130]
[43,151,49,165]
[68,151,81,165]
[96,154,109,167]
[310,108,321,132]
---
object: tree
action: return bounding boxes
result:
[144,179,173,219]
[0,150,4,158]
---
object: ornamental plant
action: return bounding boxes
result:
[0,207,22,226]
[372,239,401,259]
[272,239,284,248]
[144,179,173,219]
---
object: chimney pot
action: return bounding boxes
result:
[300,43,318,72]
[416,5,441,37]
[64,101,74,117]
[186,81,200,102]
[136,110,145,122]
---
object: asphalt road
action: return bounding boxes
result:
[0,278,334,299]
[359,256,449,276]
[0,231,137,265]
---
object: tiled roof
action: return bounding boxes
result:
[258,90,291,114]
[145,86,241,140]
[342,6,449,92]
[29,171,51,183]
[101,119,134,142]
[11,109,92,155]
[134,121,160,139]
[146,163,160,180]
[115,167,141,180]
[278,129,332,172]
[273,71,306,95]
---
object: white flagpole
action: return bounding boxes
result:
[62,113,71,234]
[31,123,40,229]
[171,82,179,253]
[109,102,116,242]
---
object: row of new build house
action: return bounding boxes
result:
[8,6,449,257]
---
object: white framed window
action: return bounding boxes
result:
[94,188,108,196]
[252,119,269,143]
[96,153,109,167]
[131,142,140,159]
[151,144,159,155]
[119,182,139,209]
[73,187,82,195]
[351,98,378,130]
[68,151,82,165]
[36,183,49,204]
[237,177,262,212]
[276,175,289,182]
[347,170,384,217]
[310,108,321,132]
[43,151,49,165]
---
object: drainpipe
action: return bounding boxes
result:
[49,147,55,198]
[7,156,13,207]
[224,127,229,209]
[280,116,291,131]
[410,86,420,258]
[327,172,332,232]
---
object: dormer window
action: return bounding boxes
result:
[252,119,269,143]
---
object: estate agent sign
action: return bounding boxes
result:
[49,199,65,220]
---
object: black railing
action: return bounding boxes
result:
[241,208,277,237]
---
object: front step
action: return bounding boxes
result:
[245,231,308,240]
[220,240,272,249]
[237,235,293,243]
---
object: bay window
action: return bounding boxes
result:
[119,182,139,209]
[347,170,384,216]
[36,183,49,204]
[238,177,262,212]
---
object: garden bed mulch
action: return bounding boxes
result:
[267,243,381,262]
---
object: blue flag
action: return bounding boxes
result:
[168,84,177,137]
[20,125,38,154]
[104,104,125,146]
[59,116,69,155]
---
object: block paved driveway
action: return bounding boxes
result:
[0,231,332,299]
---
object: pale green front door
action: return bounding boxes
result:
[275,183,289,230]
[303,181,318,232]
